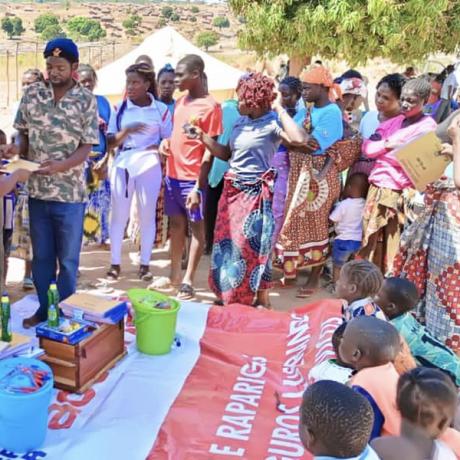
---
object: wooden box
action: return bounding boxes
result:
[39,321,126,393]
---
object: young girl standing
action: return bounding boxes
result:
[107,64,172,281]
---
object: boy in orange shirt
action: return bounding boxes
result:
[156,55,222,299]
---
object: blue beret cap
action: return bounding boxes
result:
[44,38,79,63]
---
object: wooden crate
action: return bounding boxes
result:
[39,321,126,393]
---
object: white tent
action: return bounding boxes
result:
[97,26,243,101]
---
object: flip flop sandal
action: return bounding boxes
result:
[296,287,318,299]
[176,283,195,300]
[148,276,178,291]
[272,279,294,289]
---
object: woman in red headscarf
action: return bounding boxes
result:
[274,66,361,297]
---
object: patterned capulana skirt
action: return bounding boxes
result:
[393,178,460,352]
[209,170,275,306]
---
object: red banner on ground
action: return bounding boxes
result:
[149,300,342,460]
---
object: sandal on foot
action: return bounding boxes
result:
[272,279,294,289]
[22,277,34,291]
[176,283,195,300]
[296,287,318,299]
[139,265,153,282]
[148,276,178,291]
[107,265,120,280]
[23,314,42,329]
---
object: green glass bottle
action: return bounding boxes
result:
[1,292,12,342]
[47,282,60,328]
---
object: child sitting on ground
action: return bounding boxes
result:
[376,277,460,387]
[308,322,354,384]
[330,173,369,282]
[336,259,386,321]
[372,367,457,460]
[299,380,380,459]
[340,316,402,440]
[340,316,460,456]
[336,260,416,374]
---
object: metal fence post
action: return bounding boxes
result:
[6,50,10,107]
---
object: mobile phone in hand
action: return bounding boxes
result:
[183,123,199,139]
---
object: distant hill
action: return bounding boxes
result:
[0,1,235,44]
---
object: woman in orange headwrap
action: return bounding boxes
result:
[274,67,349,296]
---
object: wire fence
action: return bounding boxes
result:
[0,40,134,107]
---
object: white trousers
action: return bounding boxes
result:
[110,165,161,265]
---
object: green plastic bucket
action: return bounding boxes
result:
[127,289,180,355]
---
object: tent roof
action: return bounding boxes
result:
[97,26,243,96]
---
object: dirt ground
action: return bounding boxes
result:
[6,240,331,310]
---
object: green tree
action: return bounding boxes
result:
[1,17,14,39]
[1,17,24,39]
[161,6,174,19]
[12,17,25,37]
[122,14,142,35]
[41,23,66,41]
[191,6,199,14]
[190,16,197,23]
[34,13,59,34]
[157,18,167,28]
[229,0,460,74]
[170,12,180,22]
[213,16,230,29]
[67,16,106,42]
[196,31,219,51]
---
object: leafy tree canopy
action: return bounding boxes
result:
[229,0,460,65]
[213,16,230,29]
[1,17,14,39]
[67,16,106,42]
[2,17,25,39]
[41,23,66,41]
[196,31,219,51]
[34,13,59,34]
[122,14,142,30]
[161,6,174,19]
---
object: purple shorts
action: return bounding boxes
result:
[164,176,206,222]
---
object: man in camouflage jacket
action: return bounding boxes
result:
[1,38,98,327]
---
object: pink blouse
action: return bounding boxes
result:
[362,114,437,190]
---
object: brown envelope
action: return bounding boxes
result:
[395,131,450,192]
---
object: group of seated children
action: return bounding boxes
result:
[300,368,458,459]
[303,259,460,459]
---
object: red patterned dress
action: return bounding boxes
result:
[209,170,276,305]
[393,177,460,352]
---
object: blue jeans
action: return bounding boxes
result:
[29,198,85,320]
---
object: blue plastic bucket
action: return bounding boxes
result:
[0,357,54,452]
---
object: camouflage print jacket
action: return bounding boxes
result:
[14,81,99,203]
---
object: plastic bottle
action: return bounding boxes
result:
[47,282,60,328]
[1,292,12,342]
